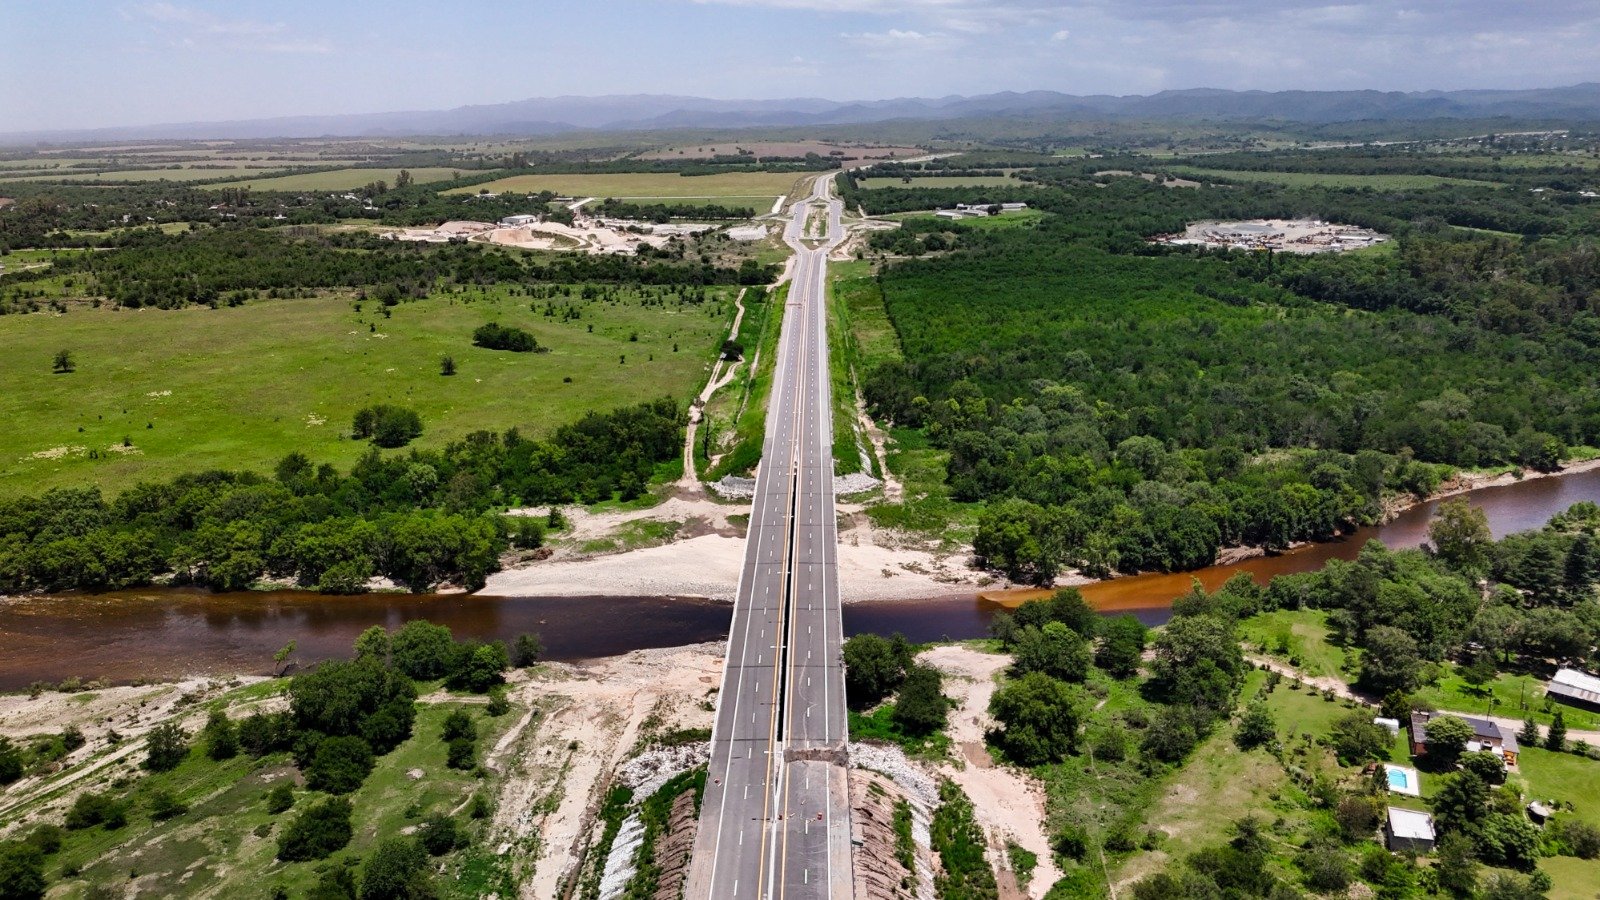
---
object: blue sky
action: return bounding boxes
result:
[5,0,1600,131]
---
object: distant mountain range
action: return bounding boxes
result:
[9,84,1600,143]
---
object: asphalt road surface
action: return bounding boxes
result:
[687,176,851,899]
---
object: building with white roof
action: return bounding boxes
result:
[1385,807,1436,852]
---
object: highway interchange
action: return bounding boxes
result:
[686,176,851,899]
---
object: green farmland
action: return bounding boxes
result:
[0,286,734,496]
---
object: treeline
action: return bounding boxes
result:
[0,398,681,594]
[3,226,775,309]
[592,198,756,221]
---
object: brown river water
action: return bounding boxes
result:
[2,469,1597,690]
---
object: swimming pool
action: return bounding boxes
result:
[1387,768,1410,790]
[1384,764,1422,796]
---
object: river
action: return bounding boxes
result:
[2,468,1596,690]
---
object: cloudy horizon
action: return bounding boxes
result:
[4,0,1600,132]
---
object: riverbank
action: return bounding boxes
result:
[980,456,1600,608]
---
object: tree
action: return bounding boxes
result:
[892,665,950,736]
[1431,771,1490,836]
[1423,715,1475,765]
[1234,702,1276,750]
[203,709,239,761]
[988,672,1082,766]
[0,841,46,900]
[1148,614,1245,714]
[1429,498,1493,576]
[1011,622,1090,682]
[972,499,1067,585]
[306,736,375,795]
[352,405,423,449]
[354,626,391,663]
[1519,717,1540,746]
[64,791,127,830]
[1333,795,1380,843]
[23,826,63,857]
[842,633,913,707]
[51,349,73,374]
[1478,813,1542,870]
[1546,710,1567,752]
[273,640,297,676]
[1436,831,1479,898]
[288,656,417,754]
[359,837,429,900]
[1460,750,1506,785]
[1557,819,1600,859]
[1096,615,1148,678]
[391,620,455,680]
[445,641,509,693]
[439,356,456,376]
[145,721,188,772]
[277,797,354,862]
[1329,711,1391,765]
[1358,626,1422,696]
[510,632,543,667]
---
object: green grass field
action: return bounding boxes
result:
[0,286,734,496]
[444,171,803,200]
[0,167,275,184]
[857,175,1025,189]
[1162,166,1504,189]
[1412,666,1600,730]
[203,167,467,191]
[1239,610,1354,682]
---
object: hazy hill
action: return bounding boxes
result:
[7,84,1600,143]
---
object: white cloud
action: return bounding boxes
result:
[134,2,330,53]
[1051,29,1071,41]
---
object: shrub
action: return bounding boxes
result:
[23,825,64,856]
[485,687,511,717]
[305,736,375,795]
[891,665,950,736]
[277,797,354,862]
[446,737,475,771]
[472,322,539,352]
[146,787,188,821]
[0,737,22,784]
[441,710,476,743]
[265,783,296,815]
[510,632,544,667]
[359,837,429,900]
[1234,702,1276,750]
[0,841,46,900]
[203,709,239,761]
[64,791,128,830]
[238,711,295,757]
[418,815,461,856]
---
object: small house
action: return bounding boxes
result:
[499,214,540,228]
[1385,807,1436,852]
[1546,668,1600,714]
[1410,711,1519,765]
[1374,716,1401,736]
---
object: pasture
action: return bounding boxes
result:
[203,167,467,191]
[0,285,734,496]
[857,175,1024,189]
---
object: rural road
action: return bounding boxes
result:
[687,175,851,899]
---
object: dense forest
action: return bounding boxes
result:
[853,153,1600,581]
[0,399,681,594]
